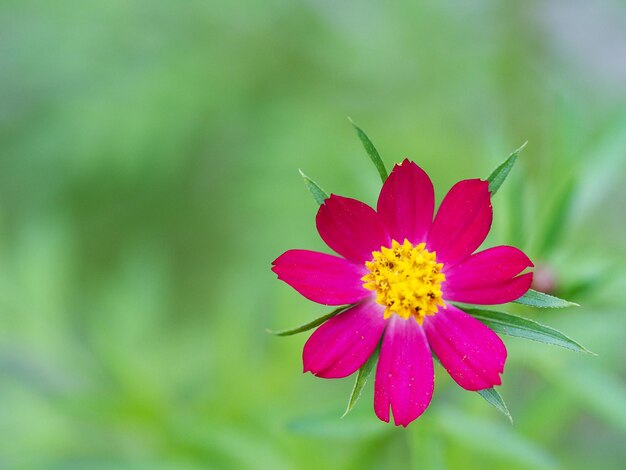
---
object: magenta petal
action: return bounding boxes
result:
[272,250,369,305]
[444,246,534,304]
[303,301,385,379]
[377,159,434,244]
[427,179,492,266]
[445,272,533,305]
[316,195,390,264]
[374,316,434,427]
[424,304,507,391]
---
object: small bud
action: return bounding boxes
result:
[531,263,557,294]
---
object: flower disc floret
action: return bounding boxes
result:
[362,239,445,323]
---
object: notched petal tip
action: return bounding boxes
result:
[472,370,504,391]
[323,192,340,202]
[395,157,414,168]
[397,158,427,168]
[425,305,507,391]
[511,247,534,270]
[444,246,535,305]
[270,259,282,277]
[475,179,493,201]
[515,271,534,295]
[427,178,494,266]
[271,250,369,305]
[374,317,434,427]
[303,364,316,375]
[378,159,434,245]
[315,193,338,212]
[391,158,424,173]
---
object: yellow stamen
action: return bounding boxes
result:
[362,239,445,324]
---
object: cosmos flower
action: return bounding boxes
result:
[272,160,534,426]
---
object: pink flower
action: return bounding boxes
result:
[272,160,533,427]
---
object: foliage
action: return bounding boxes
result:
[1,1,625,468]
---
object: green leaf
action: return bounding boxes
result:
[514,289,579,308]
[487,141,527,195]
[266,305,349,336]
[349,118,388,183]
[342,348,379,418]
[477,387,513,424]
[535,176,576,257]
[464,307,592,354]
[299,169,328,205]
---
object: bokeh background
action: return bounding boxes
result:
[1,1,626,468]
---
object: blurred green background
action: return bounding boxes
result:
[1,1,626,468]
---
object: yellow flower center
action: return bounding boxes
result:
[362,239,445,324]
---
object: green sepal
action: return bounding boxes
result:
[349,118,388,183]
[463,306,593,354]
[477,387,513,424]
[267,305,350,336]
[487,141,527,195]
[299,169,329,206]
[514,289,579,308]
[342,347,379,418]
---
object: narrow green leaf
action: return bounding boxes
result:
[342,348,379,418]
[299,169,328,205]
[464,307,592,354]
[349,118,388,183]
[487,141,527,195]
[267,305,349,336]
[535,176,576,257]
[477,387,513,423]
[514,289,579,308]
